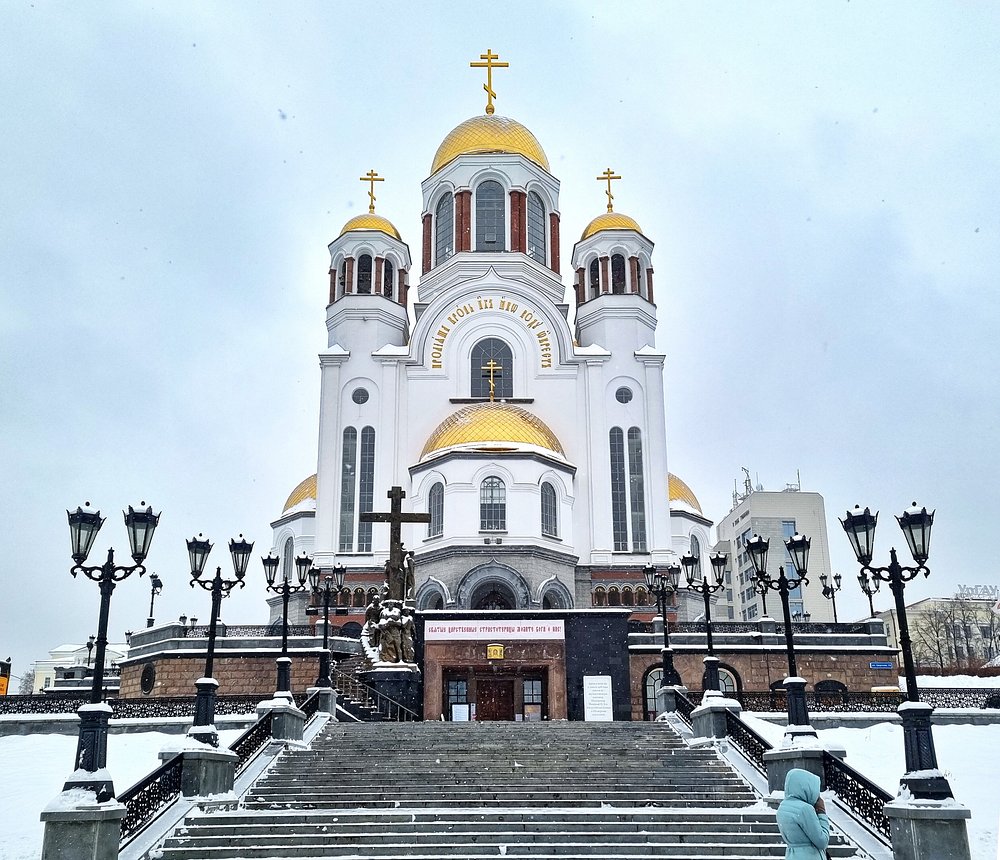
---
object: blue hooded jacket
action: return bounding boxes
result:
[776,768,830,859]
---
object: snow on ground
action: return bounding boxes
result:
[743,714,1000,860]
[1,730,241,860]
[910,674,1000,688]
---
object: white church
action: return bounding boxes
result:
[268,54,712,625]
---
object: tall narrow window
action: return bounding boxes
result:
[470,338,513,399]
[475,180,505,251]
[526,191,545,264]
[428,482,444,538]
[357,426,375,552]
[281,537,294,582]
[611,254,626,294]
[357,254,373,294]
[480,476,506,531]
[589,257,601,299]
[435,193,454,264]
[383,259,394,298]
[628,427,647,552]
[610,428,629,551]
[689,534,701,566]
[541,482,558,537]
[338,260,347,295]
[338,428,358,552]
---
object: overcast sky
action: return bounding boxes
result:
[3,2,998,684]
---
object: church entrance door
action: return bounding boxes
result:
[475,678,515,721]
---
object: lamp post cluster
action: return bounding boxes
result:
[841,502,953,800]
[745,531,813,728]
[308,562,346,688]
[261,551,310,697]
[64,501,160,800]
[643,562,682,686]
[682,550,728,692]
[186,533,252,746]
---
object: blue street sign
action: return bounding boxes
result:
[869,661,894,670]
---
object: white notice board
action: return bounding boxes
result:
[583,675,614,721]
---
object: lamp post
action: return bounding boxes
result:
[146,573,163,628]
[841,502,953,799]
[858,569,880,618]
[746,531,813,728]
[64,501,160,800]
[262,550,310,697]
[643,561,682,686]
[85,634,95,667]
[308,562,346,688]
[187,533,251,746]
[819,572,842,624]
[681,550,728,692]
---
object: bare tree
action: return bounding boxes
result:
[16,666,35,695]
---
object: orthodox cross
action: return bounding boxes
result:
[481,358,503,401]
[470,48,508,116]
[359,486,431,600]
[597,167,622,213]
[360,169,384,214]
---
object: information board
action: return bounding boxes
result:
[583,675,614,721]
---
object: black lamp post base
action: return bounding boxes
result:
[660,647,681,686]
[784,677,813,727]
[62,773,115,804]
[64,704,114,800]
[702,656,721,692]
[190,678,220,747]
[315,652,332,688]
[899,701,953,799]
[275,657,294,701]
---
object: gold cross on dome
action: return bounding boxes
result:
[470,48,509,116]
[481,358,503,402]
[597,168,622,213]
[360,169,384,213]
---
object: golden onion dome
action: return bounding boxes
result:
[668,473,702,514]
[580,211,644,241]
[422,402,564,458]
[283,474,317,514]
[339,213,402,241]
[431,115,549,174]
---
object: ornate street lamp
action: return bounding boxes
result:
[64,501,160,800]
[643,561,682,686]
[858,569,880,618]
[841,502,953,799]
[146,572,164,628]
[187,533,251,746]
[262,550,310,697]
[85,634,95,667]
[682,550,728,692]
[819,572,842,623]
[746,531,813,728]
[308,562,347,688]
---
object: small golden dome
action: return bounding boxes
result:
[283,474,317,514]
[431,115,549,174]
[668,473,702,514]
[422,402,564,458]
[339,213,401,241]
[580,212,644,240]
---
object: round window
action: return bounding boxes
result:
[140,663,156,695]
[352,388,369,405]
[615,387,633,404]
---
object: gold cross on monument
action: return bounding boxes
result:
[470,48,509,116]
[360,169,384,214]
[481,359,503,402]
[597,168,622,213]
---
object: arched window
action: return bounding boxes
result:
[622,586,634,606]
[644,666,663,720]
[480,476,506,531]
[338,427,357,552]
[357,254,373,294]
[593,586,607,607]
[717,667,739,695]
[353,587,366,608]
[540,482,558,537]
[338,260,347,295]
[608,586,621,606]
[470,338,513,399]
[428,482,444,538]
[357,427,376,552]
[589,257,600,299]
[611,254,627,294]
[475,180,505,251]
[383,259,394,298]
[367,587,379,602]
[627,427,647,552]
[526,191,545,264]
[689,534,701,567]
[635,586,648,606]
[281,537,294,582]
[435,193,454,264]
[339,587,351,607]
[610,428,628,551]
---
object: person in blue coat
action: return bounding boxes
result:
[776,768,830,859]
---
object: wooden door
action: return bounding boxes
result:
[476,679,515,721]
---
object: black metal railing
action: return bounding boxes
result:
[822,750,893,840]
[229,709,274,774]
[0,694,262,717]
[724,709,772,773]
[179,623,331,638]
[118,753,184,845]
[331,665,419,721]
[773,621,872,635]
[673,690,695,726]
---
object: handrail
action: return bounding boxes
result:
[117,753,184,845]
[229,710,274,774]
[723,709,772,773]
[331,665,419,721]
[822,750,893,841]
[672,689,695,726]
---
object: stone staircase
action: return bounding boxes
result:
[157,721,856,859]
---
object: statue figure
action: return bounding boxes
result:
[378,601,403,663]
[404,549,416,601]
[400,605,416,663]
[362,594,382,662]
